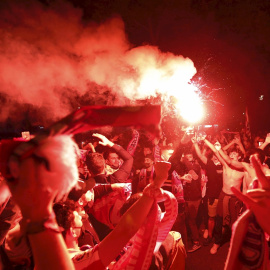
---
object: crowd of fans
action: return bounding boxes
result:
[0,119,270,269]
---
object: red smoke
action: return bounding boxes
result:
[0,0,197,124]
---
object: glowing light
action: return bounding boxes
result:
[171,83,205,124]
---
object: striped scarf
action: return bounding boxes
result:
[127,130,140,156]
[114,190,178,270]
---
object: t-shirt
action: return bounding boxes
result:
[182,161,202,201]
[205,159,223,199]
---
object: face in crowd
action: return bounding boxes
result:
[185,153,194,163]
[229,151,240,161]
[106,153,121,169]
[144,157,154,169]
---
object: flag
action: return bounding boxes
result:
[0,105,161,179]
[245,107,251,140]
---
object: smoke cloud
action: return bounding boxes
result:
[0,0,197,124]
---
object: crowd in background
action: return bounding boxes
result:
[0,121,270,269]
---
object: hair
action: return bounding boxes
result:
[228,147,243,160]
[85,152,105,175]
[247,148,266,163]
[53,200,76,238]
[103,149,117,160]
[32,135,79,201]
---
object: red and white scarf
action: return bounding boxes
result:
[114,190,178,270]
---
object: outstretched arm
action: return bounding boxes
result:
[98,161,171,267]
[223,134,246,156]
[217,147,245,171]
[191,135,207,165]
[222,137,236,152]
[203,139,227,167]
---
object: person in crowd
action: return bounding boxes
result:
[218,143,270,194]
[225,155,270,269]
[85,133,133,184]
[160,145,187,248]
[169,129,203,252]
[0,135,80,270]
[202,138,245,255]
[181,150,202,252]
[104,149,122,175]
[132,153,155,193]
[191,134,223,246]
[54,161,178,269]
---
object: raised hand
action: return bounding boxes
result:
[265,133,270,144]
[191,136,197,144]
[214,141,221,151]
[92,133,114,147]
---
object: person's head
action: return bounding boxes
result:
[104,150,120,169]
[85,152,105,176]
[144,154,154,169]
[184,151,194,162]
[228,148,242,161]
[248,148,266,164]
[53,200,83,240]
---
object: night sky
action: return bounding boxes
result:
[1,0,270,136]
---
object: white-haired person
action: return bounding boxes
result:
[0,135,79,270]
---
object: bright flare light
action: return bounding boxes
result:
[172,83,205,124]
[123,47,205,123]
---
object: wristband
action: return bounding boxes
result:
[143,184,163,199]
[21,212,63,235]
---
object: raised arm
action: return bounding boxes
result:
[93,133,134,183]
[202,139,227,167]
[222,137,236,152]
[218,147,245,171]
[98,161,171,267]
[234,135,246,156]
[191,135,207,165]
